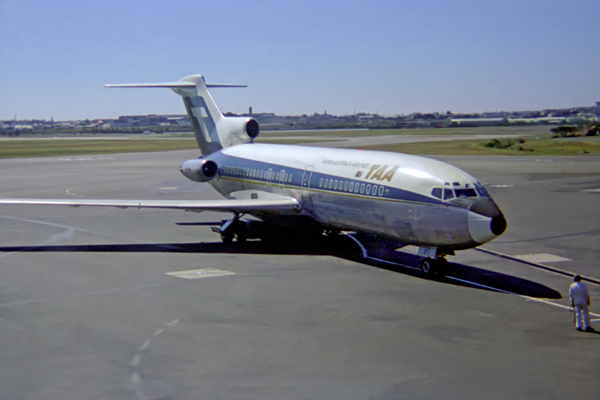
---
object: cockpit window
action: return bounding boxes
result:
[431,187,442,199]
[474,182,489,197]
[454,188,478,198]
[443,188,455,200]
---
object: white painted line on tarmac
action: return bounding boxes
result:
[445,275,515,295]
[139,340,151,351]
[522,297,600,318]
[476,247,600,285]
[130,372,141,384]
[166,268,235,280]
[513,253,571,263]
[130,354,141,367]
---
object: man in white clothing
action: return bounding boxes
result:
[569,275,593,332]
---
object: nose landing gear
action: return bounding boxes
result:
[418,246,452,275]
[420,256,449,275]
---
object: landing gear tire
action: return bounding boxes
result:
[436,257,449,273]
[235,222,248,243]
[221,231,234,244]
[220,222,248,244]
[421,259,435,275]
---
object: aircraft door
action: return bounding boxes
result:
[278,169,286,188]
[302,165,314,199]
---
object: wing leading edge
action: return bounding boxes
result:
[0,198,301,214]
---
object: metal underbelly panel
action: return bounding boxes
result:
[310,191,472,248]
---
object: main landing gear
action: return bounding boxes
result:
[212,214,248,244]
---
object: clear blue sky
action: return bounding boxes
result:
[1,0,599,120]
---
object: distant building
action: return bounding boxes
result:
[450,118,508,127]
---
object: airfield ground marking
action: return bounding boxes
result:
[476,247,600,286]
[345,234,596,319]
[129,319,179,399]
[366,255,600,318]
[443,275,516,295]
[0,215,189,260]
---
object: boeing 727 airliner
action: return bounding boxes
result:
[0,75,506,274]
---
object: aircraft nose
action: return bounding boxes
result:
[468,197,507,244]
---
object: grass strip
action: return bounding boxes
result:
[350,138,600,156]
[0,138,198,159]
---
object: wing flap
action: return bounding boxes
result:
[0,198,301,214]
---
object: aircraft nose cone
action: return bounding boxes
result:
[490,214,507,236]
[468,197,507,244]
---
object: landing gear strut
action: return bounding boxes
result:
[212,214,248,244]
[418,246,452,275]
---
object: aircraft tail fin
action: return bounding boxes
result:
[105,75,259,155]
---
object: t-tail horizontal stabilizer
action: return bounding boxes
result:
[104,75,257,155]
[104,82,247,89]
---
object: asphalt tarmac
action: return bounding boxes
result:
[0,149,598,400]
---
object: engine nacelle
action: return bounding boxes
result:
[221,117,260,144]
[180,158,219,183]
[244,118,260,139]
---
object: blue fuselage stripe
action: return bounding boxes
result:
[211,153,449,208]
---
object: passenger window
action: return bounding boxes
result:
[378,186,384,196]
[366,184,371,195]
[344,181,349,191]
[319,178,323,188]
[431,187,442,199]
[328,180,333,189]
[334,180,338,190]
[354,183,360,193]
[359,183,365,194]
[443,188,455,200]
[349,182,354,192]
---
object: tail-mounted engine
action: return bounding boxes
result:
[220,117,260,146]
[243,118,260,139]
[180,158,219,182]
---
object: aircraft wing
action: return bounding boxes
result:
[0,197,301,214]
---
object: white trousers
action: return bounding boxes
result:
[574,304,591,329]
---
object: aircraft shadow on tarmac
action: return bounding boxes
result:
[0,232,561,300]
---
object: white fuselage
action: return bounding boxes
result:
[186,143,506,252]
